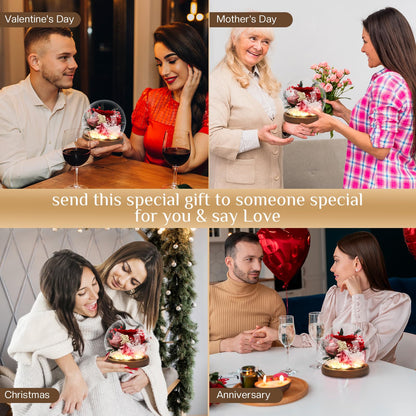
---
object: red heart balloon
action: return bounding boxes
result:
[403,228,416,260]
[257,228,311,288]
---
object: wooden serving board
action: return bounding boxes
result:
[107,354,149,368]
[237,377,308,407]
[84,132,123,147]
[321,363,369,378]
[284,112,318,124]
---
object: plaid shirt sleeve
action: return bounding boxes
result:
[369,73,408,148]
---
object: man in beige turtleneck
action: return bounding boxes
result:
[209,232,286,354]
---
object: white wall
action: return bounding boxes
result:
[209,0,416,140]
[0,228,207,416]
[190,228,208,416]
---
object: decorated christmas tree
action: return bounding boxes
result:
[145,228,198,416]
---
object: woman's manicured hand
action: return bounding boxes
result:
[341,274,363,295]
[120,369,149,394]
[181,65,202,103]
[50,372,88,414]
[96,356,131,375]
[283,121,314,139]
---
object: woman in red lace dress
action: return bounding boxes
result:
[122,22,208,175]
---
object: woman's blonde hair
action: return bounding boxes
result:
[223,27,280,96]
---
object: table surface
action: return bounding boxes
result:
[25,155,208,189]
[209,347,416,416]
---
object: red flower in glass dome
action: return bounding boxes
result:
[331,328,365,351]
[92,107,122,125]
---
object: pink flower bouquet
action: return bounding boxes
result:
[310,62,353,115]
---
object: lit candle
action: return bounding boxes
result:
[255,375,291,390]
[240,365,257,388]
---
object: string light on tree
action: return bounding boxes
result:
[145,228,197,416]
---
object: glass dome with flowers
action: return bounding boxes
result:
[283,80,325,124]
[321,328,369,378]
[83,99,126,146]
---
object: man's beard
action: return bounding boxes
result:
[232,264,260,284]
[42,69,73,89]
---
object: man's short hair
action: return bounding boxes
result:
[24,27,73,58]
[224,232,260,258]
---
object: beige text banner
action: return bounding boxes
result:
[0,189,414,228]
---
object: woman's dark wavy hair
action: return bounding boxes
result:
[40,250,128,354]
[96,241,163,330]
[363,7,416,155]
[337,231,391,291]
[154,22,207,136]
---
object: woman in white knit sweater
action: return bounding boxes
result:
[9,244,169,415]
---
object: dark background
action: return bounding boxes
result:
[25,0,208,136]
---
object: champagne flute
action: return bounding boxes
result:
[162,130,191,188]
[308,311,324,368]
[278,315,296,375]
[62,128,90,189]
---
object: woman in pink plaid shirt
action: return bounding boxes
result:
[306,7,416,189]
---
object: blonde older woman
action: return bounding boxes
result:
[209,28,311,188]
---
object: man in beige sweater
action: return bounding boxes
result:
[209,232,286,354]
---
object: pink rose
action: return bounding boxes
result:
[324,83,333,92]
[338,82,343,88]
[319,61,329,68]
[313,73,322,80]
[329,74,337,82]
[310,64,318,70]
[346,78,352,85]
[344,69,350,75]
[336,70,344,79]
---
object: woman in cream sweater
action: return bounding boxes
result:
[8,242,169,415]
[9,250,169,416]
[209,27,312,188]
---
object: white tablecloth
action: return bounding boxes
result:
[209,347,416,416]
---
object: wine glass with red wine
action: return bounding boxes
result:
[162,130,191,188]
[62,128,91,188]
